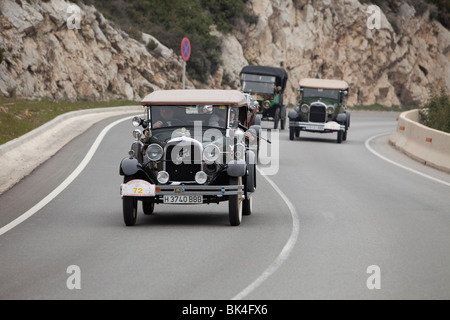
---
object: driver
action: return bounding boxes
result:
[153,107,176,128]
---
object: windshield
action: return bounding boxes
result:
[302,88,340,100]
[240,73,276,94]
[151,105,228,129]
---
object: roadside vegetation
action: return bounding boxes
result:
[0,97,136,145]
[419,87,450,133]
[82,0,257,83]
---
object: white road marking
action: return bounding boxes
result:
[365,132,450,188]
[232,169,300,300]
[0,116,133,237]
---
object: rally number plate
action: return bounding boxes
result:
[121,180,155,197]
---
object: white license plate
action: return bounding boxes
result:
[306,125,324,131]
[163,195,203,204]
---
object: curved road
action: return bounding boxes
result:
[1,112,449,299]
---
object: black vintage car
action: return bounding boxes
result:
[119,89,258,227]
[288,78,350,143]
[239,65,288,130]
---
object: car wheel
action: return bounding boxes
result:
[143,201,155,215]
[337,130,343,144]
[343,129,348,141]
[229,177,243,226]
[243,194,252,216]
[295,128,301,138]
[273,107,280,130]
[289,127,295,140]
[123,196,137,226]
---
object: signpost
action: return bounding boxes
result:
[180,37,191,89]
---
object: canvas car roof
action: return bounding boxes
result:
[299,78,349,90]
[240,65,288,90]
[141,89,248,107]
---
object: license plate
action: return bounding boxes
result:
[163,195,203,204]
[121,180,155,197]
[306,125,324,131]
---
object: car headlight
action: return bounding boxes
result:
[203,144,220,164]
[146,144,163,161]
[157,171,169,184]
[327,106,335,114]
[195,171,208,185]
[301,104,309,113]
[132,116,142,127]
[263,100,271,109]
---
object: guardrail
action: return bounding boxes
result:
[389,109,450,173]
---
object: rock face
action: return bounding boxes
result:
[0,0,191,101]
[218,0,450,106]
[0,0,449,107]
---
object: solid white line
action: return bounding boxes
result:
[365,132,450,187]
[232,168,300,300]
[0,116,133,237]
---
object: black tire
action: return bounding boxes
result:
[273,107,280,130]
[289,127,295,140]
[295,128,301,138]
[243,194,252,216]
[229,177,243,226]
[343,129,348,141]
[143,201,155,215]
[337,130,343,144]
[123,196,137,226]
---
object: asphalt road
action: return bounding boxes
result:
[1,112,450,300]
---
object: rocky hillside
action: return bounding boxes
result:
[0,0,193,101]
[0,0,449,107]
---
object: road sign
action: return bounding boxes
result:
[181,37,191,62]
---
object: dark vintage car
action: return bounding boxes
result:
[239,65,288,130]
[119,89,259,227]
[288,78,350,143]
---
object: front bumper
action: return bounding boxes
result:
[289,121,345,132]
[120,179,244,198]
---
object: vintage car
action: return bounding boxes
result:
[288,78,350,143]
[119,89,259,227]
[239,65,288,130]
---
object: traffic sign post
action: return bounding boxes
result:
[180,37,191,89]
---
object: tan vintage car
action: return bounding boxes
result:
[119,89,258,227]
[288,78,350,143]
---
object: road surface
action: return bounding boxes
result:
[1,112,449,300]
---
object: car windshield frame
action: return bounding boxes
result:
[240,73,277,95]
[302,87,340,100]
[150,105,229,130]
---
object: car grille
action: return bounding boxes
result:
[309,104,326,123]
[165,144,202,182]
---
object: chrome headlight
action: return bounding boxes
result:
[132,116,142,127]
[133,129,142,139]
[300,104,309,113]
[263,100,271,109]
[146,144,163,161]
[327,106,335,114]
[195,171,208,185]
[203,144,220,164]
[157,171,169,184]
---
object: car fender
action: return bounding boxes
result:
[120,157,140,176]
[245,151,256,192]
[288,109,299,120]
[227,159,247,177]
[336,112,347,124]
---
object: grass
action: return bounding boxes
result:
[0,97,138,145]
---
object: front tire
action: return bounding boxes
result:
[143,201,155,215]
[337,130,343,144]
[229,177,243,226]
[123,196,137,226]
[273,107,280,130]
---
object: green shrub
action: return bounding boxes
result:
[419,87,450,133]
